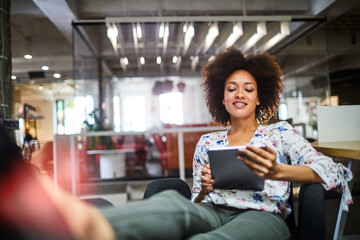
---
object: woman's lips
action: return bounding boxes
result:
[233,102,247,108]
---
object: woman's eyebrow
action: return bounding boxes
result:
[244,82,256,86]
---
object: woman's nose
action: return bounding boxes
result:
[235,89,245,99]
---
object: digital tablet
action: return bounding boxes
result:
[208,146,265,191]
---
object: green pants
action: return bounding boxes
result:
[101,190,290,240]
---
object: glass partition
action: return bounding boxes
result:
[275,24,331,140]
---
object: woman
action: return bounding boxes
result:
[0,48,352,240]
[190,47,353,238]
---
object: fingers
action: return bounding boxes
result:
[245,145,276,163]
[201,164,214,193]
[237,145,278,179]
[237,155,270,177]
[238,147,272,170]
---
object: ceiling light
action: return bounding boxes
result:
[122,57,129,65]
[24,54,32,60]
[202,22,219,53]
[257,21,290,53]
[183,23,188,33]
[119,58,127,71]
[183,22,195,55]
[172,56,178,64]
[163,23,170,55]
[140,56,145,65]
[132,23,139,57]
[38,85,44,90]
[191,56,199,71]
[136,23,142,39]
[41,65,49,71]
[225,22,243,48]
[53,73,61,78]
[11,75,17,80]
[159,22,165,38]
[240,22,267,53]
[156,56,162,64]
[106,23,118,51]
[208,55,215,62]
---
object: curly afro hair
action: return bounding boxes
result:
[202,47,283,125]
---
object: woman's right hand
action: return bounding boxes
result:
[194,164,214,203]
[201,164,214,194]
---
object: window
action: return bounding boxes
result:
[113,96,121,132]
[123,96,147,131]
[56,95,94,134]
[159,92,183,125]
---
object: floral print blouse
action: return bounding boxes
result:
[191,121,353,218]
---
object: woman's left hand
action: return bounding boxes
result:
[237,145,280,180]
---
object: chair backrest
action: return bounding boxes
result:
[317,105,360,142]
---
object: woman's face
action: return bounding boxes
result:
[223,70,260,121]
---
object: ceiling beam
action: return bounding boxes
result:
[31,0,75,44]
[105,16,293,23]
[32,0,113,77]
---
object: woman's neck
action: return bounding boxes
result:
[228,118,259,135]
[227,118,259,146]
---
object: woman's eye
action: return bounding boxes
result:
[227,88,236,92]
[245,89,254,92]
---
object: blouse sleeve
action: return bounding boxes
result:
[279,121,353,211]
[190,136,207,202]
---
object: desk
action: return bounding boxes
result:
[312,141,360,240]
[87,149,136,179]
[312,141,360,160]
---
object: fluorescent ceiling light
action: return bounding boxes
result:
[106,23,118,51]
[183,22,195,55]
[163,23,170,55]
[159,23,164,38]
[257,21,290,52]
[121,57,129,65]
[53,73,61,78]
[240,22,267,53]
[119,58,127,71]
[140,56,145,65]
[183,23,188,33]
[132,23,139,56]
[208,55,215,62]
[202,22,219,54]
[225,22,243,48]
[172,56,178,64]
[191,55,199,71]
[156,56,162,64]
[41,65,49,71]
[136,23,142,39]
[24,54,32,60]
[11,75,16,80]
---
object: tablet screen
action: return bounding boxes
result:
[208,146,264,191]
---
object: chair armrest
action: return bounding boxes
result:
[297,183,325,240]
[143,178,191,199]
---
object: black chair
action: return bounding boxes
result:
[143,178,325,240]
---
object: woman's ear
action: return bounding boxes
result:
[256,98,260,106]
[222,98,225,105]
